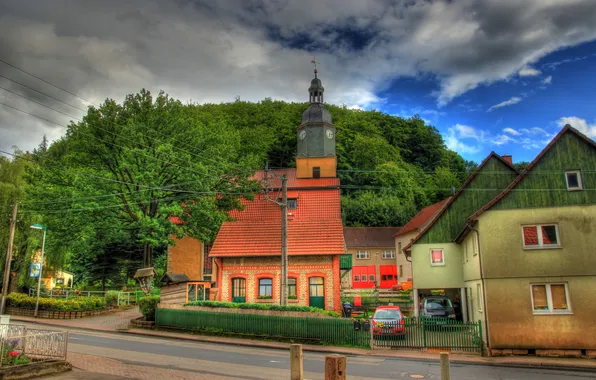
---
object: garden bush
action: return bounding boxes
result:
[184,300,340,318]
[105,290,120,307]
[6,292,106,312]
[138,295,160,321]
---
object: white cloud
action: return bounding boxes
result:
[493,134,516,145]
[487,97,522,112]
[519,127,550,136]
[542,76,553,85]
[2,0,596,150]
[445,127,482,154]
[503,127,522,136]
[557,116,596,138]
[518,65,541,76]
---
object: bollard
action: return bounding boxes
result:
[290,344,303,380]
[325,354,346,380]
[440,352,451,380]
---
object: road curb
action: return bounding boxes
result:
[11,316,596,373]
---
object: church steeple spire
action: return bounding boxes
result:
[309,58,324,104]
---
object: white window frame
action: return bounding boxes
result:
[476,283,483,312]
[530,283,572,315]
[473,232,479,256]
[353,275,360,282]
[356,250,369,259]
[565,170,583,191]
[429,248,445,266]
[361,275,368,282]
[369,274,375,283]
[521,224,561,249]
[382,250,395,259]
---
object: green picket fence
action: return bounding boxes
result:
[156,307,370,348]
[373,317,483,353]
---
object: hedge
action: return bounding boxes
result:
[6,292,106,312]
[184,300,340,318]
[138,296,160,321]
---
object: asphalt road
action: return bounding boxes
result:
[20,322,596,380]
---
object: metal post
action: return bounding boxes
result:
[440,352,451,380]
[0,202,18,314]
[34,228,47,318]
[117,292,121,307]
[280,174,288,306]
[413,288,419,318]
[290,344,303,380]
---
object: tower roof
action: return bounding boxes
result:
[302,68,332,125]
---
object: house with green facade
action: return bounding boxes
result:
[404,151,519,321]
[454,125,596,355]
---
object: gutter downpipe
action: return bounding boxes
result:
[404,248,417,317]
[467,222,490,354]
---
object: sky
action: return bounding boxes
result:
[1,0,595,164]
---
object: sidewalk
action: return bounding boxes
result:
[10,313,596,373]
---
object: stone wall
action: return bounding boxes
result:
[219,256,340,311]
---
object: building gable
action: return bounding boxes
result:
[469,125,596,220]
[416,155,518,244]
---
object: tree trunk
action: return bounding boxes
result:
[143,242,152,267]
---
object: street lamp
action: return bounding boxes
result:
[30,224,47,318]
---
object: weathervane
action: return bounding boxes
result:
[311,57,319,78]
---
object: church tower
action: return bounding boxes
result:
[296,66,337,179]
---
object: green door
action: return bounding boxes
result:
[232,278,246,303]
[309,277,325,309]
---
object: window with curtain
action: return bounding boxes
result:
[288,278,297,299]
[430,249,445,266]
[258,278,273,299]
[531,283,570,314]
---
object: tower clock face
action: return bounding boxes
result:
[326,129,334,139]
[299,130,306,140]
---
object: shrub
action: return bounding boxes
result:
[138,296,160,321]
[105,291,120,307]
[6,292,106,312]
[184,300,340,317]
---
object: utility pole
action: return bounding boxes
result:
[0,202,18,314]
[263,163,289,306]
[280,174,288,306]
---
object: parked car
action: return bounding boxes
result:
[419,296,456,325]
[371,306,406,338]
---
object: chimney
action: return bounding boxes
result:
[501,154,512,165]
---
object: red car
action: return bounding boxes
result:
[371,306,406,337]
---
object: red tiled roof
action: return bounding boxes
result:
[252,168,340,189]
[403,152,519,252]
[467,125,596,223]
[210,188,345,257]
[394,198,451,237]
[344,227,401,248]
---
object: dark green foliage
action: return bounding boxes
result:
[185,300,340,317]
[493,131,596,210]
[138,295,160,321]
[419,156,519,243]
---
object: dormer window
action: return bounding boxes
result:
[288,199,297,209]
[565,170,583,191]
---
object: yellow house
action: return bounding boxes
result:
[456,125,596,355]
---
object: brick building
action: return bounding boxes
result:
[206,70,345,311]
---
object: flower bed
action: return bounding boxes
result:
[179,300,340,318]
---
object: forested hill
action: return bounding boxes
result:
[186,98,472,227]
[4,90,472,288]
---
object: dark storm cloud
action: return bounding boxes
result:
[1,0,596,152]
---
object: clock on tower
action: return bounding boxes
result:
[296,67,337,179]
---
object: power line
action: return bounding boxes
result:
[0,58,94,104]
[0,101,65,128]
[0,74,87,113]
[0,85,81,120]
